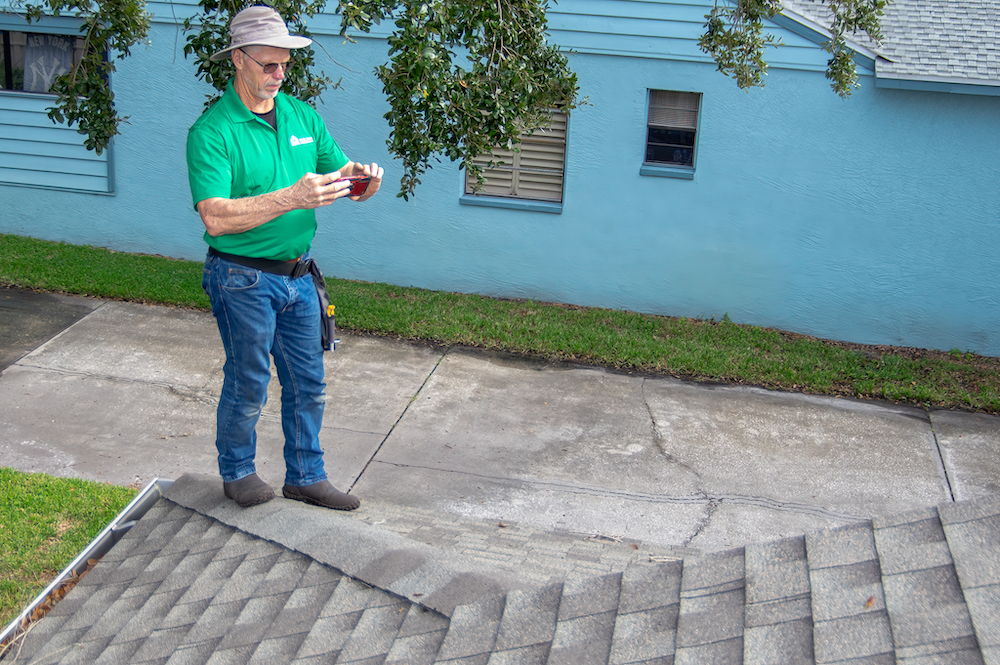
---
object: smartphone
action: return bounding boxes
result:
[336,174,372,197]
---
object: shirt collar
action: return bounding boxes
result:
[222,79,285,124]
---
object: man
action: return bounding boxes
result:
[186,5,383,510]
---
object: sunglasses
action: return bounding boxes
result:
[238,48,294,74]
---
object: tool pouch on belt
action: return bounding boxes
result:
[307,260,338,351]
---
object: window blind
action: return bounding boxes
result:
[466,111,567,202]
[648,90,699,130]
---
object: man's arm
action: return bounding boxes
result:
[197,170,354,237]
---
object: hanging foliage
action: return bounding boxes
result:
[824,0,887,97]
[698,0,784,91]
[336,0,580,198]
[699,0,888,97]
[16,0,884,191]
[16,0,151,154]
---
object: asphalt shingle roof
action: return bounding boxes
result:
[4,473,998,664]
[783,0,1000,86]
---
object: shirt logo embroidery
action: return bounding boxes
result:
[290,135,315,147]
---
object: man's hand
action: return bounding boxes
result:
[339,162,384,201]
[287,171,356,209]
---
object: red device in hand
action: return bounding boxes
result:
[337,174,372,197]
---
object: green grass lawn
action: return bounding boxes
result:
[3,232,999,413]
[0,469,137,630]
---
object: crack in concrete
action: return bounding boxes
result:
[371,460,867,522]
[640,378,704,484]
[641,377,716,546]
[349,348,450,491]
[641,377,665,453]
[165,384,220,407]
[682,499,719,548]
[640,378,711,548]
[927,409,956,502]
[14,362,215,398]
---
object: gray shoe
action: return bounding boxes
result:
[282,480,360,511]
[224,473,275,507]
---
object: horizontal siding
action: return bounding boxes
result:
[142,0,825,67]
[553,1,711,28]
[145,0,395,37]
[0,166,108,191]
[0,136,100,162]
[0,93,111,193]
[549,31,710,60]
[1,93,65,113]
[3,106,67,128]
[2,123,94,146]
[548,0,830,68]
[0,149,108,177]
[0,12,82,34]
[555,0,713,21]
[2,0,828,67]
[547,1,711,60]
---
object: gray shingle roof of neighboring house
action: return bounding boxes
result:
[781,0,1000,92]
[4,473,999,664]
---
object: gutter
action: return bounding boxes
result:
[0,477,175,649]
[874,74,1000,97]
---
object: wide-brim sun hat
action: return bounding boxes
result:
[209,5,312,61]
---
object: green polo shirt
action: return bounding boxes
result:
[187,80,349,260]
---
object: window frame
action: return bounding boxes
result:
[640,88,702,181]
[460,108,568,214]
[1,28,86,94]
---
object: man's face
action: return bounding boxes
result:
[234,46,291,102]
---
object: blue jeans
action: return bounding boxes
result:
[202,253,328,487]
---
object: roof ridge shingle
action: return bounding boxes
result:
[872,505,982,661]
[675,547,746,663]
[744,536,814,662]
[938,495,1000,660]
[806,522,895,663]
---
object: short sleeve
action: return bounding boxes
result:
[187,124,234,210]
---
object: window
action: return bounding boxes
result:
[463,109,567,209]
[0,26,111,194]
[643,89,700,178]
[1,30,85,93]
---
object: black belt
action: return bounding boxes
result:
[209,246,311,278]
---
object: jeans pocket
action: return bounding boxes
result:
[222,267,261,291]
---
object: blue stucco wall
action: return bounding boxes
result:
[1,4,998,354]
